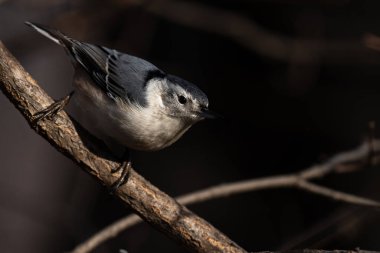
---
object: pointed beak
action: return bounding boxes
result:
[198,107,221,119]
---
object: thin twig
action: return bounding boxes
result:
[71,141,380,253]
[296,180,380,207]
[0,42,247,253]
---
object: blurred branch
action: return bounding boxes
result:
[279,207,372,250]
[363,33,380,52]
[124,0,379,64]
[72,140,380,253]
[0,42,247,253]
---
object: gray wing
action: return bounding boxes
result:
[71,43,165,106]
[25,22,165,105]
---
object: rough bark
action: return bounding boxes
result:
[0,42,247,253]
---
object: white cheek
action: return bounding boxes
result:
[150,91,164,108]
[146,79,167,109]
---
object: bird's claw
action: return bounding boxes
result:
[110,160,132,194]
[32,92,73,126]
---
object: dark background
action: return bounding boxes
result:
[2,0,380,252]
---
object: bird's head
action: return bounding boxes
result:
[144,73,218,123]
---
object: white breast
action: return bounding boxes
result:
[70,70,193,152]
[117,104,192,151]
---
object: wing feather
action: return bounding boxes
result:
[26,22,165,106]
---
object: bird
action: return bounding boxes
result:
[25,22,217,190]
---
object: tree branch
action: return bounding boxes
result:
[0,42,247,253]
[71,139,380,253]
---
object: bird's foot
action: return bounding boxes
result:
[32,91,74,125]
[110,160,132,193]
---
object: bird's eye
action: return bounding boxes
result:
[178,95,187,105]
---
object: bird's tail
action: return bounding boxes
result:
[25,21,72,47]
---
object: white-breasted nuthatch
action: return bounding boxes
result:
[26,22,217,190]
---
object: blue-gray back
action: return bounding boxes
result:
[70,41,164,106]
[25,22,164,106]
